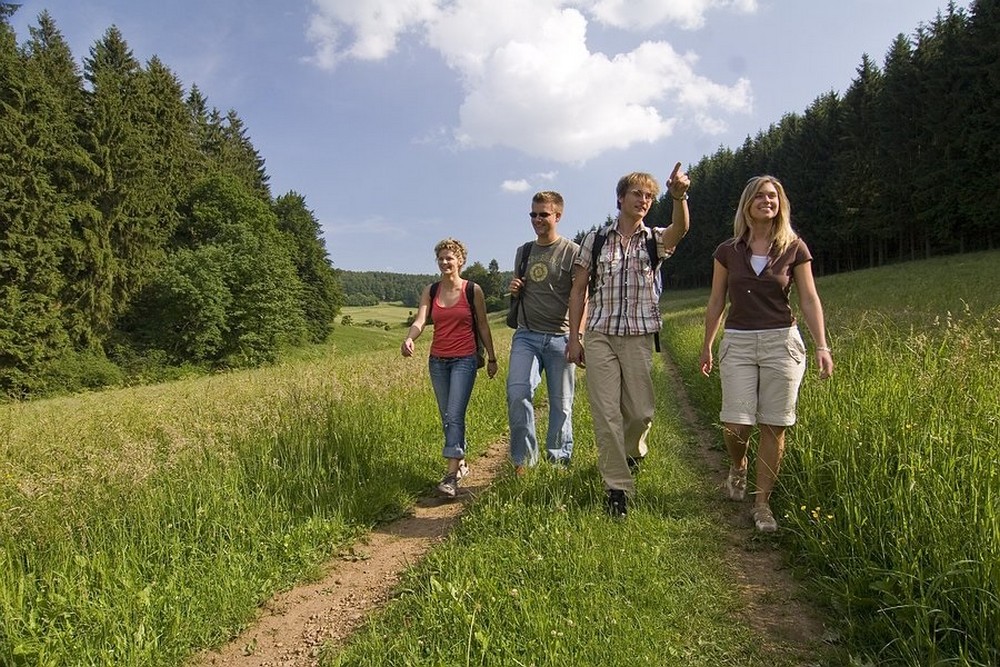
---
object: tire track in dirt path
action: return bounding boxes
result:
[188,438,510,667]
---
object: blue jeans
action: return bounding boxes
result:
[506,329,575,466]
[428,354,478,460]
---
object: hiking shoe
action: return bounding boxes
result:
[605,489,628,518]
[437,473,459,498]
[752,504,778,533]
[725,467,748,501]
[626,456,643,475]
[456,460,470,480]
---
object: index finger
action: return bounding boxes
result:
[668,161,682,181]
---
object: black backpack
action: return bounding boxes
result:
[506,241,534,329]
[429,280,485,368]
[588,227,663,352]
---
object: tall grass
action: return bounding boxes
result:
[326,359,829,667]
[0,332,509,666]
[661,251,1000,665]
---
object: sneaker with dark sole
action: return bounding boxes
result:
[437,473,459,498]
[605,489,627,518]
[752,504,778,533]
[725,467,747,501]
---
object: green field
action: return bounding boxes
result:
[1,251,998,666]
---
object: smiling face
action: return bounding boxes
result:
[529,202,561,240]
[436,249,462,276]
[615,172,659,221]
[748,181,780,224]
[433,238,467,277]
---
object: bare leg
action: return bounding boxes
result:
[754,424,786,507]
[722,422,751,472]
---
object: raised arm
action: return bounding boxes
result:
[659,161,691,252]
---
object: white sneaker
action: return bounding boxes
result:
[752,504,778,533]
[725,467,747,501]
[437,474,458,498]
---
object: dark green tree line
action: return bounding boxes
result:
[634,1,998,287]
[0,10,342,398]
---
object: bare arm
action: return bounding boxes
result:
[565,263,589,365]
[699,259,728,376]
[473,284,499,378]
[658,161,691,252]
[793,262,833,379]
[401,285,432,357]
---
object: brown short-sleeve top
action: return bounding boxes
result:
[713,237,813,330]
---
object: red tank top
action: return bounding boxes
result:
[430,281,477,358]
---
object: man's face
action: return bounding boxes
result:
[619,185,655,218]
[529,202,561,236]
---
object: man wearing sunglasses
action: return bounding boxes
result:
[566,164,691,518]
[506,191,582,474]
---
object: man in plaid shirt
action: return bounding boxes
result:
[566,163,691,518]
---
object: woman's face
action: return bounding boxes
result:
[748,182,780,223]
[437,249,462,275]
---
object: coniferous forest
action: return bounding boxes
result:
[3,1,999,399]
[1,7,343,398]
[641,0,1000,289]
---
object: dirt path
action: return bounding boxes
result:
[191,355,828,666]
[188,440,510,667]
[658,352,830,661]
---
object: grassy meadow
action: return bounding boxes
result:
[0,251,997,666]
[660,250,1000,666]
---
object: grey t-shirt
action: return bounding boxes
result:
[513,236,579,334]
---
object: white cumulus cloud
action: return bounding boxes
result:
[306,0,754,163]
[501,179,532,192]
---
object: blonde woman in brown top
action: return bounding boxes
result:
[699,175,833,533]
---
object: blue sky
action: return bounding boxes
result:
[11,0,969,275]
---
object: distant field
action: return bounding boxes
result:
[340,302,415,328]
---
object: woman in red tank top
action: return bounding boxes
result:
[401,238,497,498]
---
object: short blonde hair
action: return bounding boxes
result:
[434,237,467,267]
[615,172,659,210]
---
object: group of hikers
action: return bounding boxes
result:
[401,163,833,532]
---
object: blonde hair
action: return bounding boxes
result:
[532,190,564,211]
[434,237,467,267]
[733,175,798,255]
[615,172,659,211]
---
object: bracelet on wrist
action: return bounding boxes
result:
[671,192,688,201]
[816,346,831,353]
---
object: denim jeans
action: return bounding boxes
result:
[428,354,478,460]
[506,329,575,466]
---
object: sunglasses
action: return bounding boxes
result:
[528,212,553,219]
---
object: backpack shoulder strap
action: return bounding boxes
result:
[427,281,439,324]
[515,241,533,278]
[464,279,475,307]
[588,228,609,295]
